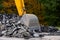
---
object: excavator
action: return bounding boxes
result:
[14,0,40,29]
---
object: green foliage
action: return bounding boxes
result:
[0,4,3,10]
[38,0,60,26]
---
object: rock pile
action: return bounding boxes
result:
[0,14,59,38]
[0,14,29,38]
[0,14,42,38]
[0,14,40,38]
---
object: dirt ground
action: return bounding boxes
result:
[0,36,60,40]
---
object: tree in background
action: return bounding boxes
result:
[56,0,60,26]
[0,0,18,14]
[38,0,59,26]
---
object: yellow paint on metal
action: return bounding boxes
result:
[14,0,25,16]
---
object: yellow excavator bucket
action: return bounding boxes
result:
[14,0,26,16]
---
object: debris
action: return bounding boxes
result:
[0,14,59,38]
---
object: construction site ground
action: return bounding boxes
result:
[0,36,60,40]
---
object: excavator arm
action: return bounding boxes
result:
[14,0,26,16]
